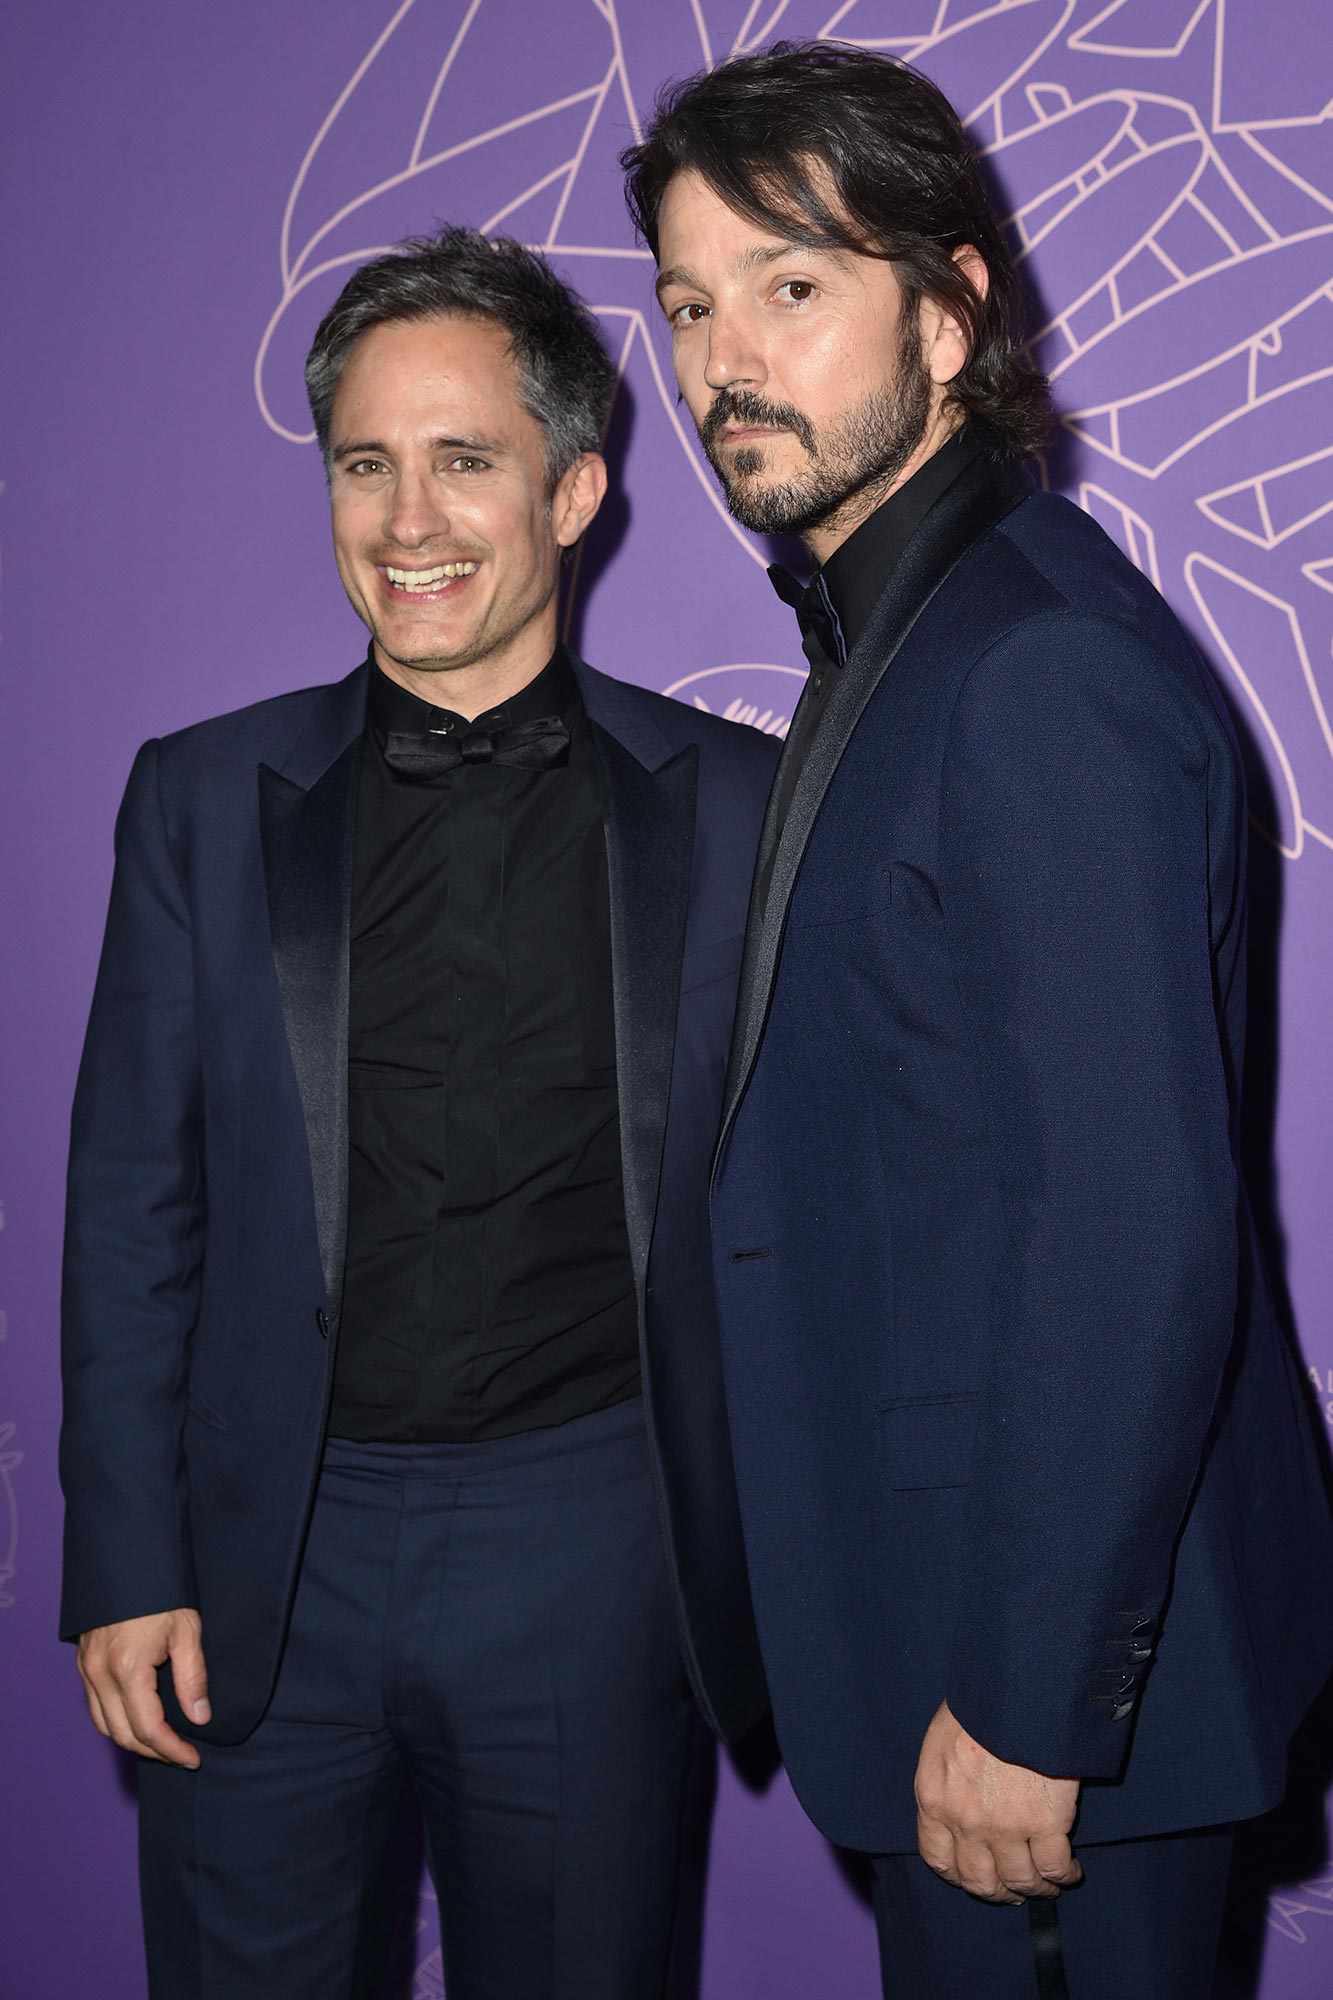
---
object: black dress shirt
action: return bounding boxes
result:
[763,425,982,885]
[329,648,641,1443]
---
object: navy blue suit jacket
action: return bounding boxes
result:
[61,656,778,1747]
[711,451,1333,1852]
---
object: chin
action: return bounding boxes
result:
[379,616,475,662]
[380,642,468,674]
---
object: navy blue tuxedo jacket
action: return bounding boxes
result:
[711,451,1333,1853]
[61,656,778,1747]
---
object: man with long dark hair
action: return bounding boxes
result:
[60,226,775,1997]
[624,41,1333,1997]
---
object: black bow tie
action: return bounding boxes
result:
[382,714,571,781]
[767,564,846,674]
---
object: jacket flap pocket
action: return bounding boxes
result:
[877,1391,978,1491]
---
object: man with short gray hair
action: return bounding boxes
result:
[61,226,776,1997]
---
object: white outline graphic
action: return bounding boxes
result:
[254,0,1333,873]
[1185,555,1333,860]
[1266,1873,1333,1945]
[662,663,807,737]
[0,1421,20,1610]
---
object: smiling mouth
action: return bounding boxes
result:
[380,560,481,598]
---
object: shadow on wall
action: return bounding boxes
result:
[1219,1676,1333,1996]
[563,368,635,665]
[1211,673,1333,1990]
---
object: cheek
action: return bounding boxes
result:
[330,496,375,555]
[669,339,708,409]
[789,320,868,409]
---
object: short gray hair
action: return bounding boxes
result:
[304,226,617,486]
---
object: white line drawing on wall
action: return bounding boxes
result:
[663,664,807,737]
[254,0,1333,844]
[1069,0,1333,132]
[827,0,1080,140]
[413,1948,446,2000]
[1197,444,1333,552]
[0,1422,20,1609]
[1185,556,1333,859]
[1069,0,1214,61]
[1265,1874,1333,1945]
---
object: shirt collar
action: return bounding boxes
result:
[366,644,580,743]
[767,423,983,661]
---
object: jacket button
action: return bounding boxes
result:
[316,1308,330,1338]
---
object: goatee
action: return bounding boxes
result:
[698,335,934,540]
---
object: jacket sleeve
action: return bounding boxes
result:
[938,610,1239,1778]
[59,739,204,1639]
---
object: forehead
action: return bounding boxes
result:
[656,169,785,259]
[654,168,878,288]
[330,314,525,430]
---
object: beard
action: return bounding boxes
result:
[697,329,934,540]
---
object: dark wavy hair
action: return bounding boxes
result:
[621,41,1050,457]
[304,226,616,485]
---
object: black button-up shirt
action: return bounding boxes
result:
[329,648,641,1443]
[763,424,982,883]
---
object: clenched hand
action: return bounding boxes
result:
[77,1607,209,1768]
[914,1700,1082,1904]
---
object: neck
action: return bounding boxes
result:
[801,405,963,567]
[373,605,558,720]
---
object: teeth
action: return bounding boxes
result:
[385,561,480,589]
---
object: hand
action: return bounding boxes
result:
[77,1607,210,1768]
[914,1700,1082,1904]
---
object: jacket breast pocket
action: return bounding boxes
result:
[877,1391,978,1491]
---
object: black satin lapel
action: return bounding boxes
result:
[594,723,699,1286]
[720,747,793,1118]
[259,737,360,1307]
[718,455,1032,1157]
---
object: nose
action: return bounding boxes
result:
[384,465,447,550]
[703,308,765,394]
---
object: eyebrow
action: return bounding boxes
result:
[655,240,841,302]
[330,433,504,463]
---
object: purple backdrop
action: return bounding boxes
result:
[5,3,1333,1992]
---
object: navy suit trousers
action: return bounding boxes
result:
[872,1825,1234,1997]
[138,1399,710,1999]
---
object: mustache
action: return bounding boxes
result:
[699,388,817,458]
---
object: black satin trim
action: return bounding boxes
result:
[716,451,1032,1173]
[1028,1898,1072,2000]
[591,724,698,1288]
[259,739,360,1307]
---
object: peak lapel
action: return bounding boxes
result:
[578,666,699,1288]
[259,666,366,1308]
[717,455,1031,1163]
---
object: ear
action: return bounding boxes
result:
[921,245,990,388]
[552,452,609,549]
